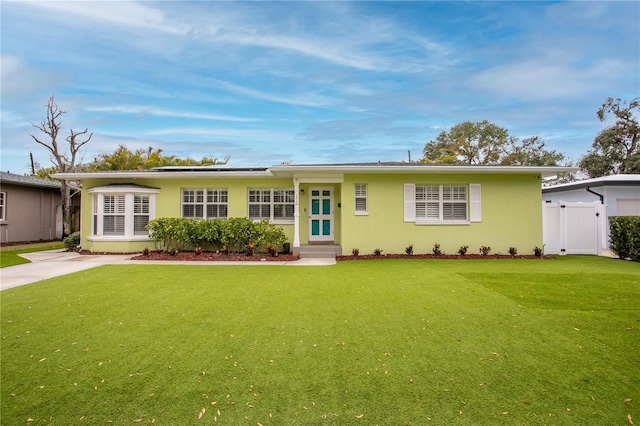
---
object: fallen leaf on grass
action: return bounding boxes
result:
[198,408,206,419]
[628,414,633,424]
[355,414,364,419]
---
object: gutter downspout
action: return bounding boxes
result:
[586,186,606,256]
[586,186,604,204]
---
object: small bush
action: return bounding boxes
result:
[142,247,150,256]
[479,246,491,256]
[508,247,518,256]
[194,247,203,255]
[458,245,468,256]
[373,248,383,256]
[432,243,442,256]
[533,246,543,257]
[609,216,640,261]
[405,244,414,256]
[266,244,278,257]
[63,231,81,251]
[352,248,360,257]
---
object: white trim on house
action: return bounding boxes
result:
[404,183,481,225]
[87,186,160,242]
[0,192,5,222]
[53,164,578,181]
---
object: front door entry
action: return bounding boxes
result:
[309,187,333,242]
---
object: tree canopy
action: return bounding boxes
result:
[87,145,229,171]
[579,97,640,177]
[420,120,566,166]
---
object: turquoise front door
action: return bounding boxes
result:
[309,187,333,242]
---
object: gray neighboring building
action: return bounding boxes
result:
[542,174,640,216]
[542,174,640,251]
[0,172,66,243]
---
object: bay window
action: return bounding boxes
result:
[88,186,159,240]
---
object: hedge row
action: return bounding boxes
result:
[609,216,640,261]
[146,217,287,254]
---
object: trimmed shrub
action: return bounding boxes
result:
[63,231,81,251]
[146,217,288,254]
[609,216,640,261]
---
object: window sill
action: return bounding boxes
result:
[414,220,470,226]
[354,211,369,216]
[87,235,151,242]
[271,220,294,225]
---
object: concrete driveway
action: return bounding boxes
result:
[0,250,335,291]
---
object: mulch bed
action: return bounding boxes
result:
[337,253,549,261]
[80,250,548,262]
[129,251,299,262]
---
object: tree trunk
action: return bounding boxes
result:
[60,181,72,237]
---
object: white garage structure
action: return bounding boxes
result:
[542,174,640,255]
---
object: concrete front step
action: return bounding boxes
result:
[297,244,342,259]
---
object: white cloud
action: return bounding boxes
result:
[20,0,188,34]
[215,80,338,109]
[85,105,262,123]
[0,55,67,101]
[471,58,626,100]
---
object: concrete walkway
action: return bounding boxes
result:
[0,250,336,291]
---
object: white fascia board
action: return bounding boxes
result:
[87,185,161,194]
[270,165,578,178]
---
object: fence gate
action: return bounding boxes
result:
[542,202,607,255]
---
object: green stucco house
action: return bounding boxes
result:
[54,163,574,256]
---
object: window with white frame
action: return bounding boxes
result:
[355,184,368,215]
[181,188,228,218]
[248,188,294,222]
[0,192,6,221]
[88,186,158,240]
[404,183,481,224]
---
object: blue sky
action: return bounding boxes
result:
[1,1,638,174]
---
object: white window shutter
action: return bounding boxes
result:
[404,183,415,222]
[469,183,481,222]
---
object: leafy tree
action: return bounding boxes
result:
[30,95,92,237]
[420,121,565,166]
[501,136,566,166]
[88,145,229,171]
[579,97,640,177]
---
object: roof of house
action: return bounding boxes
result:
[542,174,640,193]
[52,162,578,180]
[0,171,62,189]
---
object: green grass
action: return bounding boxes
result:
[1,257,638,425]
[0,243,65,268]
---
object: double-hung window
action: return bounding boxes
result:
[248,188,294,223]
[405,183,481,224]
[181,188,228,218]
[354,184,368,215]
[0,192,6,221]
[88,186,159,240]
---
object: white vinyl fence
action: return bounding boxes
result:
[542,201,607,256]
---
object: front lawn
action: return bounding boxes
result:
[0,243,65,268]
[1,257,638,424]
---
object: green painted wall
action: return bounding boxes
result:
[79,172,543,255]
[80,177,295,253]
[339,173,543,256]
